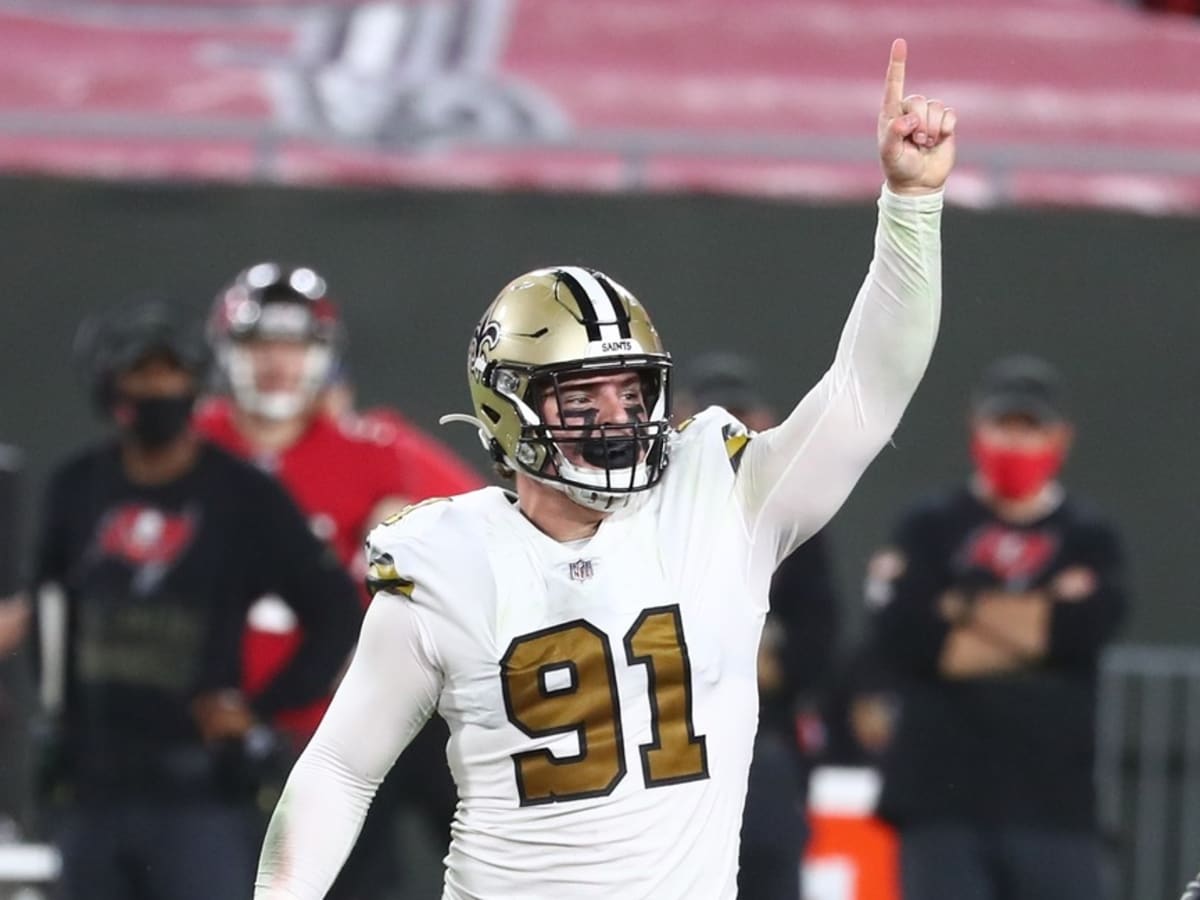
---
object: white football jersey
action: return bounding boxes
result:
[367,409,775,900]
[253,185,943,900]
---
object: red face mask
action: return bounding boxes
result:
[970,435,1064,501]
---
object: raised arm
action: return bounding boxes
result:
[736,40,956,558]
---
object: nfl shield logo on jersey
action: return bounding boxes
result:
[568,559,595,582]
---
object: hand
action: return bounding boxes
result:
[1050,566,1098,602]
[0,596,29,656]
[938,589,974,624]
[878,39,957,195]
[191,690,256,744]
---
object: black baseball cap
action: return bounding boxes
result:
[73,297,210,412]
[971,354,1066,424]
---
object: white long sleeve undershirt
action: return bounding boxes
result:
[736,184,942,561]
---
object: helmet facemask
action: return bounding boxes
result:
[495,359,672,512]
[223,339,333,421]
[445,265,674,513]
[211,267,343,422]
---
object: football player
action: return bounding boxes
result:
[198,262,482,738]
[255,38,954,899]
[197,263,483,898]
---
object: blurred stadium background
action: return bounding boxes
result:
[0,1,1197,898]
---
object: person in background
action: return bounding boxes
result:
[321,359,484,500]
[864,354,1127,900]
[676,351,841,900]
[198,263,483,899]
[31,298,360,900]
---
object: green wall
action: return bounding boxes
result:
[2,175,1195,643]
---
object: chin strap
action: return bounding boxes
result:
[438,413,495,455]
[438,413,485,429]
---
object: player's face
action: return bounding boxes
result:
[242,337,312,396]
[973,414,1071,453]
[539,371,648,470]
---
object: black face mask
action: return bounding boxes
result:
[116,393,196,449]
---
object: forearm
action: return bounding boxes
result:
[252,634,353,718]
[741,186,942,546]
[255,744,377,899]
[939,592,1051,678]
[253,590,361,717]
[1044,562,1127,665]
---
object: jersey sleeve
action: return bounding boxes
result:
[255,524,444,899]
[238,470,363,716]
[734,186,943,563]
[31,452,88,592]
[1045,517,1128,667]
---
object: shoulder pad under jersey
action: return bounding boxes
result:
[673,406,755,473]
[364,496,455,597]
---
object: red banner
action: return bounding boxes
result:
[1,0,1197,212]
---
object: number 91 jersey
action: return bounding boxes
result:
[365,408,782,900]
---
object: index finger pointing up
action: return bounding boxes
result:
[882,38,907,118]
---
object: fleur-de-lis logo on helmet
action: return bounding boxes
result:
[468,319,502,380]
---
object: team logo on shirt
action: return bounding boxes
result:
[94,503,197,595]
[958,525,1060,587]
[568,559,595,582]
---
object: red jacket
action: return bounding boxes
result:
[195,397,484,740]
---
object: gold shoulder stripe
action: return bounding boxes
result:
[675,416,696,433]
[381,496,452,528]
[365,549,416,597]
[721,424,752,474]
[367,573,415,598]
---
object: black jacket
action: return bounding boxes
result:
[33,440,362,803]
[866,485,1127,831]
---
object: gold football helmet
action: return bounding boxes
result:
[442,266,672,511]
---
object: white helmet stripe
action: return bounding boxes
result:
[559,266,626,344]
